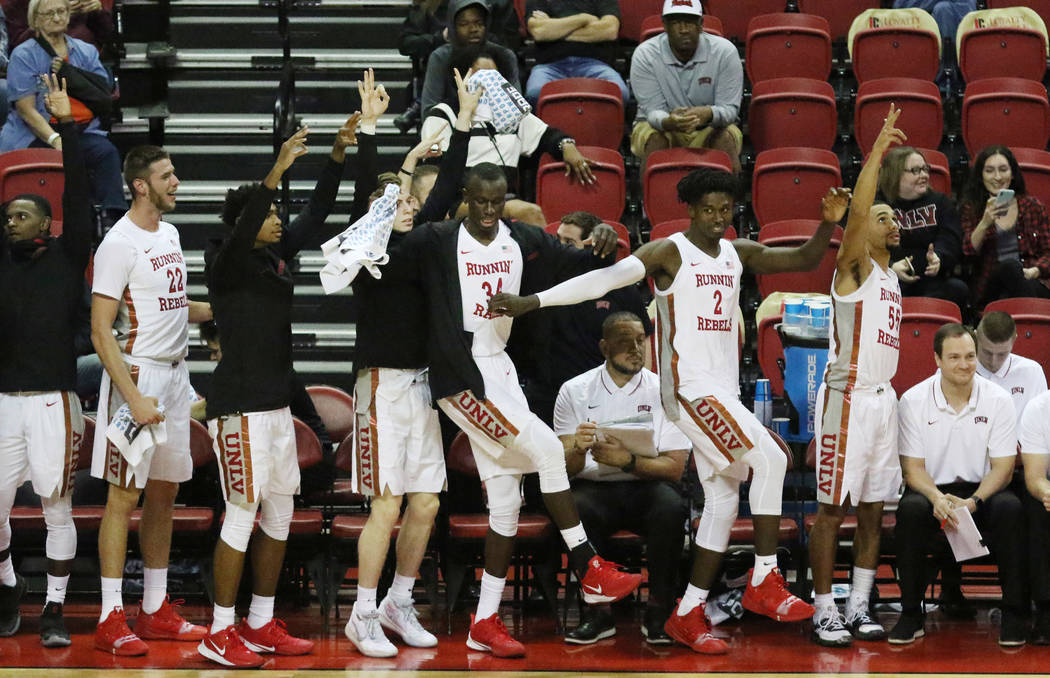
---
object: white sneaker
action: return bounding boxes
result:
[845,604,886,641]
[345,607,398,657]
[811,608,852,648]
[379,596,438,648]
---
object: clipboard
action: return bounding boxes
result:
[595,414,657,458]
[944,505,990,562]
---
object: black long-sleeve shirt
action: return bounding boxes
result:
[205,158,343,419]
[0,120,93,392]
[889,190,963,277]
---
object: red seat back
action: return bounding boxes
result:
[618,0,664,41]
[752,147,842,227]
[643,147,733,225]
[757,313,786,396]
[745,13,832,84]
[959,25,1047,83]
[962,77,1050,159]
[796,0,880,41]
[850,19,941,85]
[293,416,323,470]
[1013,147,1050,207]
[892,297,963,395]
[306,384,354,443]
[755,220,843,298]
[447,431,479,476]
[535,78,624,150]
[855,78,943,154]
[189,418,214,469]
[0,148,65,225]
[703,0,789,42]
[920,147,951,196]
[988,0,1050,25]
[649,219,736,241]
[984,297,1050,373]
[748,77,838,153]
[536,146,625,223]
[79,416,96,471]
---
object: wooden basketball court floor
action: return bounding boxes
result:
[0,600,1046,676]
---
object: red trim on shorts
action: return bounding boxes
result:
[123,287,138,354]
[240,415,255,504]
[368,368,380,494]
[60,391,75,497]
[667,292,681,393]
[447,391,519,444]
[217,418,232,499]
[833,302,864,505]
[677,393,750,464]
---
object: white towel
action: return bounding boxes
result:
[468,69,531,135]
[319,183,399,294]
[105,402,168,468]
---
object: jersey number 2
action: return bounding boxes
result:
[713,290,723,315]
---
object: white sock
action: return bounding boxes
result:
[814,592,836,618]
[141,567,167,614]
[45,573,69,605]
[355,586,378,615]
[475,571,506,621]
[751,554,778,585]
[211,603,235,634]
[388,573,415,603]
[100,576,123,622]
[0,557,15,587]
[676,584,709,616]
[247,594,274,629]
[847,567,876,617]
[559,523,588,550]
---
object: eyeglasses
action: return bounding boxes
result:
[904,165,931,176]
[38,8,69,19]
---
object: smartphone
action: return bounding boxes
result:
[995,188,1015,206]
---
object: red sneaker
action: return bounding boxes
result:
[135,597,208,641]
[742,568,814,622]
[466,613,526,658]
[95,607,149,656]
[197,625,265,667]
[579,556,642,604]
[237,618,314,656]
[664,601,729,655]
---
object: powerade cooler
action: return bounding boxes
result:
[779,299,830,443]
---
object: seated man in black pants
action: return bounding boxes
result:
[893,323,1027,647]
[1020,386,1050,644]
[553,312,689,645]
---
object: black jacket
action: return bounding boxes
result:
[0,120,92,392]
[888,190,963,278]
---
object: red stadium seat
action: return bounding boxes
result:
[984,297,1050,373]
[702,0,789,42]
[796,0,880,42]
[892,297,963,396]
[643,147,732,225]
[748,77,838,153]
[849,9,942,85]
[0,148,65,223]
[962,78,1050,159]
[854,78,943,155]
[755,220,843,298]
[305,384,354,443]
[957,16,1048,83]
[988,0,1050,25]
[640,14,724,41]
[535,78,624,150]
[1012,147,1050,208]
[757,313,786,396]
[745,13,832,84]
[618,0,663,41]
[544,220,628,243]
[752,148,842,228]
[920,147,951,196]
[649,218,736,241]
[536,146,625,223]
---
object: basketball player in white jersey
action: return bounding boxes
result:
[490,171,850,654]
[808,106,907,647]
[90,145,213,655]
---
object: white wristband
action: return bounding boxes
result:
[360,123,377,135]
[47,132,60,145]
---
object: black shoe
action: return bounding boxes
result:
[1031,610,1050,645]
[0,574,26,636]
[642,607,673,646]
[999,609,1028,647]
[40,601,71,648]
[394,101,422,134]
[887,613,925,645]
[939,590,976,620]
[565,609,615,645]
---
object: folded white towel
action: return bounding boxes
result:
[106,402,169,468]
[468,69,531,134]
[319,183,399,294]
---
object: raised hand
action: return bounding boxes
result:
[872,103,907,152]
[820,187,851,224]
[331,111,361,162]
[42,73,71,120]
[454,67,482,120]
[358,68,390,124]
[276,125,309,170]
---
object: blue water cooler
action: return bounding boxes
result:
[778,299,830,443]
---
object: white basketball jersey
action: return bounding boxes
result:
[824,260,901,391]
[654,233,743,413]
[457,222,523,357]
[92,215,189,361]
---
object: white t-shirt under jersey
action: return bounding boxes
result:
[977,352,1048,426]
[457,221,523,357]
[92,215,189,361]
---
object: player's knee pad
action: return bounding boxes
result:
[259,493,294,542]
[742,434,786,516]
[220,501,259,552]
[485,474,522,538]
[516,422,569,494]
[41,495,76,561]
[694,474,739,553]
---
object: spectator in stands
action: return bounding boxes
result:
[961,145,1050,307]
[422,43,595,227]
[629,0,742,172]
[878,146,968,310]
[1020,386,1050,644]
[521,210,652,425]
[523,0,628,104]
[0,6,9,127]
[0,75,90,649]
[554,312,688,645]
[1,0,126,232]
[976,310,1047,425]
[420,0,519,114]
[4,0,113,51]
[892,1,973,43]
[892,323,1028,647]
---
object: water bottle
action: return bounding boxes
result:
[754,378,772,427]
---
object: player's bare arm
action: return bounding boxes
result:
[90,293,164,425]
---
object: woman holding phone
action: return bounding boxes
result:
[961,145,1050,306]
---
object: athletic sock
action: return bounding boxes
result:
[751,553,778,586]
[676,584,709,616]
[475,571,506,621]
[0,557,15,587]
[211,603,236,634]
[814,592,836,619]
[247,594,274,629]
[141,567,167,614]
[388,573,415,604]
[100,576,123,623]
[45,573,68,605]
[847,567,876,617]
[355,586,378,615]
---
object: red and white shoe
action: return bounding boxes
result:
[135,597,208,641]
[466,613,526,658]
[579,556,642,604]
[237,618,314,656]
[664,601,729,655]
[198,625,265,667]
[95,607,148,656]
[742,568,814,622]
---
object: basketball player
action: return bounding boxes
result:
[489,173,849,654]
[808,106,906,647]
[0,76,90,647]
[90,144,212,655]
[379,162,641,657]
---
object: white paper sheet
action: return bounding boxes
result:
[944,504,990,562]
[596,414,657,458]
